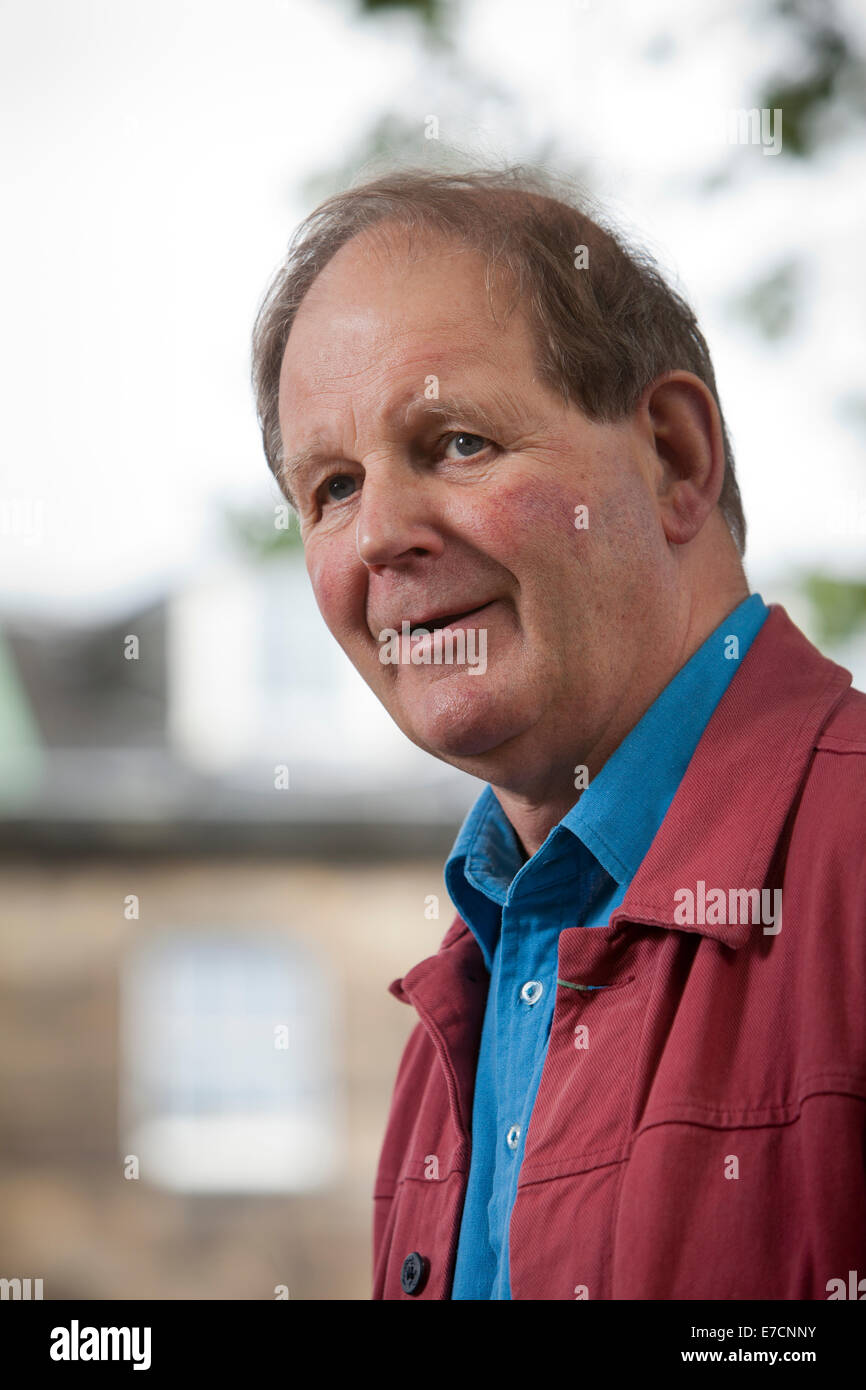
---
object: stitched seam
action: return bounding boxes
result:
[814,735,866,753]
[382,1169,470,1196]
[518,1153,627,1186]
[637,1082,866,1132]
[639,1070,866,1116]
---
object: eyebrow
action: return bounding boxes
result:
[279,390,522,504]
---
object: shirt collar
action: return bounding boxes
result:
[444,782,521,968]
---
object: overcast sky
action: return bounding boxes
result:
[1,0,865,622]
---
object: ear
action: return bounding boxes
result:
[636,371,727,546]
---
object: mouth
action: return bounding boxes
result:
[407,601,494,636]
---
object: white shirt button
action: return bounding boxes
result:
[520,980,544,1005]
[506,1124,521,1150]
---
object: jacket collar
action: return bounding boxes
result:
[609,603,851,948]
[388,923,488,1142]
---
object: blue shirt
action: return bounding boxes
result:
[448,593,769,1299]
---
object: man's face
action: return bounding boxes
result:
[277,225,671,794]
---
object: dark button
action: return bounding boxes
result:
[400,1251,429,1295]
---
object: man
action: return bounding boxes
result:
[251,166,866,1300]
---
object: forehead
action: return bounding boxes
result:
[277,225,532,421]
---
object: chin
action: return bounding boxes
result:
[399,675,532,763]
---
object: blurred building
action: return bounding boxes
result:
[0,551,476,1299]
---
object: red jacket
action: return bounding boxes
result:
[372,604,866,1299]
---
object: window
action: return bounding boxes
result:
[120,931,340,1192]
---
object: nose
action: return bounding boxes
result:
[355,458,445,570]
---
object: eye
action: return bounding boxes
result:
[441,431,491,461]
[321,474,358,505]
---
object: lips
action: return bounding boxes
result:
[407,601,494,635]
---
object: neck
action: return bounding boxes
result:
[491,576,750,857]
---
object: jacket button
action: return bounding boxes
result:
[400,1251,429,1295]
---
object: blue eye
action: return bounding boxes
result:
[444,432,489,459]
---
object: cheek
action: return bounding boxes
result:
[305,540,365,637]
[461,475,596,570]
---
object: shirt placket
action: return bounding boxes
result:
[491,862,575,1297]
